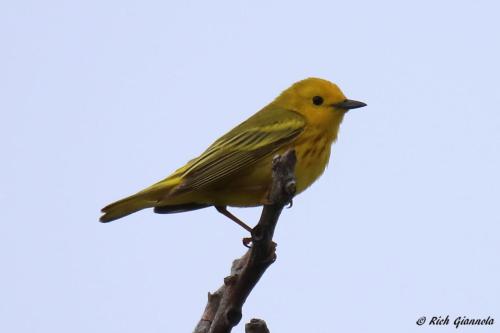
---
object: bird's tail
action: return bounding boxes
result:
[100,176,184,223]
[100,193,155,223]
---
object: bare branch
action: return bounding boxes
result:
[193,149,297,333]
[245,319,270,333]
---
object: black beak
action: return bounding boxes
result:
[333,99,367,110]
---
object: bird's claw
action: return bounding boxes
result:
[242,237,253,248]
[286,199,293,208]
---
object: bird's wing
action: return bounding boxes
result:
[172,107,305,193]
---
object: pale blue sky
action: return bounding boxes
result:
[1,1,499,332]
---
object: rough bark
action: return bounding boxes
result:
[193,149,297,333]
[245,319,270,333]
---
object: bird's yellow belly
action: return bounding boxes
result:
[197,138,332,207]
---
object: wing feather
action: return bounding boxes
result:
[172,108,305,193]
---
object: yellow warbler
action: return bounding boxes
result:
[100,78,365,228]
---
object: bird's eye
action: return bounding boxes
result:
[312,96,324,106]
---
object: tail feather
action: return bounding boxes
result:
[100,193,154,223]
[100,176,188,222]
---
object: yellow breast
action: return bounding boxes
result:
[292,130,333,194]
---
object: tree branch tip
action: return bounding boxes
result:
[245,318,270,333]
[271,155,281,168]
[272,149,297,169]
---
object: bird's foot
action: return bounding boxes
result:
[242,237,253,248]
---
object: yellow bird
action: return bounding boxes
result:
[100,78,366,230]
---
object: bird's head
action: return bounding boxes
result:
[274,77,366,125]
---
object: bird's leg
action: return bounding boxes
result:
[214,206,253,233]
